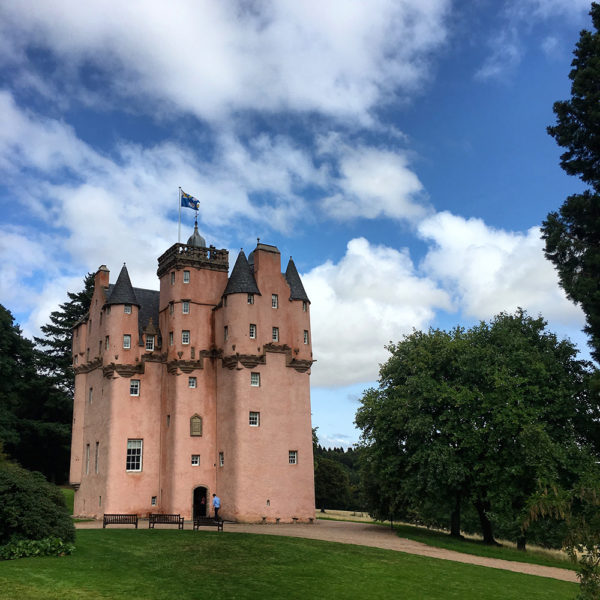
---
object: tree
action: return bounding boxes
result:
[543,2,600,363]
[314,458,351,512]
[356,310,594,547]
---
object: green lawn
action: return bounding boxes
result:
[60,487,74,515]
[0,530,577,599]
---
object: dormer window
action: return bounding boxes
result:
[145,335,155,351]
[124,304,132,314]
[247,294,254,305]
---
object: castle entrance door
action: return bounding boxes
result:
[193,486,208,518]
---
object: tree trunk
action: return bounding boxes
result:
[474,499,498,545]
[450,494,463,538]
[517,536,526,551]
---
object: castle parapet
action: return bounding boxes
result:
[157,243,229,277]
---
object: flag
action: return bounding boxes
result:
[181,190,200,210]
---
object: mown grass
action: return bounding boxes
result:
[60,487,74,515]
[0,530,578,600]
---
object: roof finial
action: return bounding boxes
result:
[257,237,260,244]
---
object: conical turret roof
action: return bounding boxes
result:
[106,264,139,306]
[285,258,309,302]
[187,222,206,248]
[223,250,261,296]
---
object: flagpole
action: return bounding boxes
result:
[178,187,181,243]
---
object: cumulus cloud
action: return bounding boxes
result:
[418,211,584,327]
[303,237,451,387]
[0,0,449,123]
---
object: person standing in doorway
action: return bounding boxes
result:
[212,493,221,521]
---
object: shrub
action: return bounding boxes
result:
[0,537,75,560]
[0,462,75,545]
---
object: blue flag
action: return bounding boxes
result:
[181,191,200,210]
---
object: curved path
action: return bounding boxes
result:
[76,518,577,583]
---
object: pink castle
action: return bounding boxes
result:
[70,226,315,522]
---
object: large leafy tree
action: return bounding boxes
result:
[543,2,600,363]
[356,310,594,547]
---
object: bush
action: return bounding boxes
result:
[0,537,75,560]
[0,462,75,545]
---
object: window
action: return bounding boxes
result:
[146,335,155,351]
[123,334,131,349]
[289,450,298,465]
[183,270,190,283]
[302,301,308,312]
[95,441,99,474]
[86,348,90,361]
[105,335,109,350]
[304,330,309,344]
[272,327,279,342]
[250,372,260,387]
[170,272,175,285]
[169,332,174,346]
[126,439,143,472]
[182,301,190,314]
[249,411,260,427]
[224,325,228,341]
[85,443,90,475]
[130,379,140,396]
[249,323,256,339]
[188,376,197,388]
[219,451,224,467]
[151,496,157,506]
[223,296,228,307]
[169,303,174,315]
[88,387,93,404]
[106,306,111,315]
[247,293,254,305]
[190,415,203,436]
[272,294,278,308]
[98,340,102,355]
[182,330,190,344]
[167,414,170,427]
[124,304,132,314]
[191,455,200,466]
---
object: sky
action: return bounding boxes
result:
[0,0,594,449]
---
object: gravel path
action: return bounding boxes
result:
[76,518,577,583]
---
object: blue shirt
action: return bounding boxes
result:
[213,496,220,508]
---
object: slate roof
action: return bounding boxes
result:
[223,250,261,296]
[105,265,139,306]
[285,258,310,303]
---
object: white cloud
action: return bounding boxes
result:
[475,27,522,82]
[0,0,450,123]
[303,237,451,387]
[418,211,585,327]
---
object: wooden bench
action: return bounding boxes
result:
[103,513,138,528]
[193,517,224,532]
[148,513,185,529]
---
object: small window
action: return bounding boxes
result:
[105,335,109,350]
[249,323,256,339]
[223,296,228,307]
[130,379,140,396]
[219,451,224,467]
[224,325,228,341]
[190,415,203,437]
[85,443,90,475]
[123,334,131,349]
[289,450,298,465]
[146,335,155,351]
[169,332,174,346]
[88,387,93,404]
[86,348,90,361]
[151,496,157,506]
[247,293,254,305]
[250,372,260,387]
[183,270,190,283]
[182,301,190,314]
[124,304,132,314]
[272,327,279,342]
[249,411,260,427]
[191,454,200,466]
[126,439,143,472]
[169,303,174,315]
[95,442,99,474]
[304,330,309,344]
[167,414,170,427]
[170,272,175,285]
[272,294,278,309]
[189,376,197,389]
[106,306,111,315]
[302,301,308,312]
[182,330,190,345]
[98,340,102,355]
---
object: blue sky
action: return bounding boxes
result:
[0,0,593,448]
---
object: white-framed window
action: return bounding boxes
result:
[123,334,131,349]
[289,450,298,465]
[182,301,190,314]
[219,451,224,467]
[170,272,175,285]
[272,294,278,308]
[169,331,174,346]
[130,379,140,396]
[247,293,254,305]
[250,372,260,387]
[183,270,190,283]
[182,330,190,344]
[126,439,143,472]
[88,387,93,404]
[189,376,197,388]
[105,335,110,350]
[151,496,157,506]
[249,411,260,427]
[272,327,279,342]
[95,441,99,474]
[249,323,256,339]
[304,330,309,344]
[146,335,155,351]
[224,325,229,341]
[169,303,174,315]
[85,443,90,475]
[302,301,308,312]
[191,454,200,466]
[124,304,132,314]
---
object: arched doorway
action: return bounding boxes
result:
[193,486,208,518]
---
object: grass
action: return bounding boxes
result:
[318,510,573,571]
[60,487,74,515]
[0,530,578,599]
